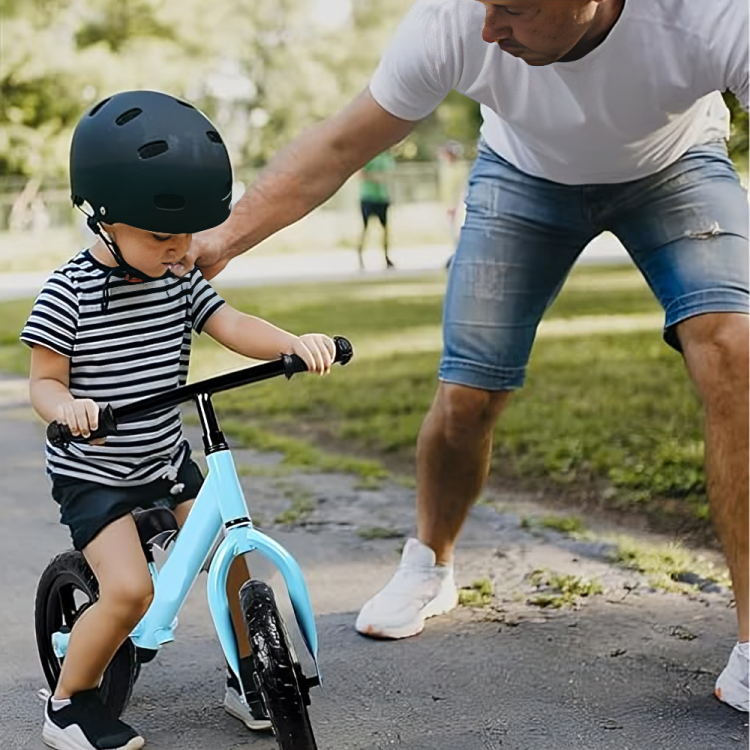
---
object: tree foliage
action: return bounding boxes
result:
[1,0,747,183]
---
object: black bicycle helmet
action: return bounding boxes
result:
[70,90,232,235]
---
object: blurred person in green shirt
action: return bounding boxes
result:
[357,151,396,271]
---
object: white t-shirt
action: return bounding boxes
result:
[369,0,748,185]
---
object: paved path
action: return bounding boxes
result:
[0,234,630,302]
[0,376,746,750]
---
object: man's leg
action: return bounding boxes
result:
[356,142,595,638]
[678,313,749,642]
[417,384,510,564]
[608,139,749,710]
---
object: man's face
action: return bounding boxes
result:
[476,0,603,66]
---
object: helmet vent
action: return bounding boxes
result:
[138,141,169,159]
[206,130,223,144]
[154,194,186,210]
[89,97,112,117]
[175,100,195,109]
[116,108,142,126]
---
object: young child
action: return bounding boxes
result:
[21,90,336,750]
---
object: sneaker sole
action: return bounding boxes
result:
[42,717,144,750]
[715,679,749,713]
[356,588,459,640]
[223,690,273,731]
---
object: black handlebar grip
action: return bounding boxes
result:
[333,335,353,365]
[282,336,354,379]
[46,404,118,448]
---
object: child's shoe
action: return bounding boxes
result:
[42,689,144,750]
[223,657,272,731]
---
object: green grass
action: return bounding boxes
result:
[459,578,495,608]
[609,537,730,593]
[357,526,405,540]
[524,515,589,536]
[274,498,315,526]
[529,570,604,609]
[0,264,710,523]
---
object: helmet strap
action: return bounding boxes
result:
[85,214,167,283]
[82,211,191,288]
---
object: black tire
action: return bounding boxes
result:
[34,550,137,717]
[241,580,317,750]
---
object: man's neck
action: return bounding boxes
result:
[559,0,626,63]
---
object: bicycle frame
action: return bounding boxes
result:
[47,342,354,696]
[52,425,320,694]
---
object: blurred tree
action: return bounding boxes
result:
[75,0,175,52]
[1,0,747,185]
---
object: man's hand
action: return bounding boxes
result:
[174,228,231,281]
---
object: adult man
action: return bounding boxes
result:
[357,151,397,270]
[186,0,749,711]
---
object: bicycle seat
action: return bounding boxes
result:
[133,507,179,563]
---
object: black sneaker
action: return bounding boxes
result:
[42,689,144,750]
[223,657,272,731]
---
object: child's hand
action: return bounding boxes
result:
[55,399,100,439]
[291,334,336,375]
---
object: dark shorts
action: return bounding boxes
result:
[361,199,389,227]
[50,453,204,551]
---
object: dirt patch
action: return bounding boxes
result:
[231,415,720,550]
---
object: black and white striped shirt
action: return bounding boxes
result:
[21,250,225,485]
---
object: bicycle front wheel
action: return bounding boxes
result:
[241,580,317,750]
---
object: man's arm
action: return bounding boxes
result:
[186,89,418,279]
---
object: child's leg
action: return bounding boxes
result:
[172,501,251,658]
[55,515,153,699]
[172,500,270,728]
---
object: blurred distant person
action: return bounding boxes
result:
[357,151,396,271]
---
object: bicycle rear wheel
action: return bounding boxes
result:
[241,580,317,750]
[34,550,137,717]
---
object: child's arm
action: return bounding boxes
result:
[30,345,99,437]
[202,305,335,374]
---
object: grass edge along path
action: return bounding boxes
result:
[0,265,711,533]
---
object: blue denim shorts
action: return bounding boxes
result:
[440,140,749,391]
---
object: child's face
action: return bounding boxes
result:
[103,223,192,277]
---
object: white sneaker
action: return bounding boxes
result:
[715,642,749,712]
[223,682,272,731]
[355,538,458,639]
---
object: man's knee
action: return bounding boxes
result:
[434,382,510,441]
[679,313,749,407]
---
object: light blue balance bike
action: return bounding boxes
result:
[35,336,354,750]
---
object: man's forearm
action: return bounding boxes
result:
[212,90,416,261]
[220,122,357,260]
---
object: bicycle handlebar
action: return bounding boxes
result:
[47,336,353,449]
